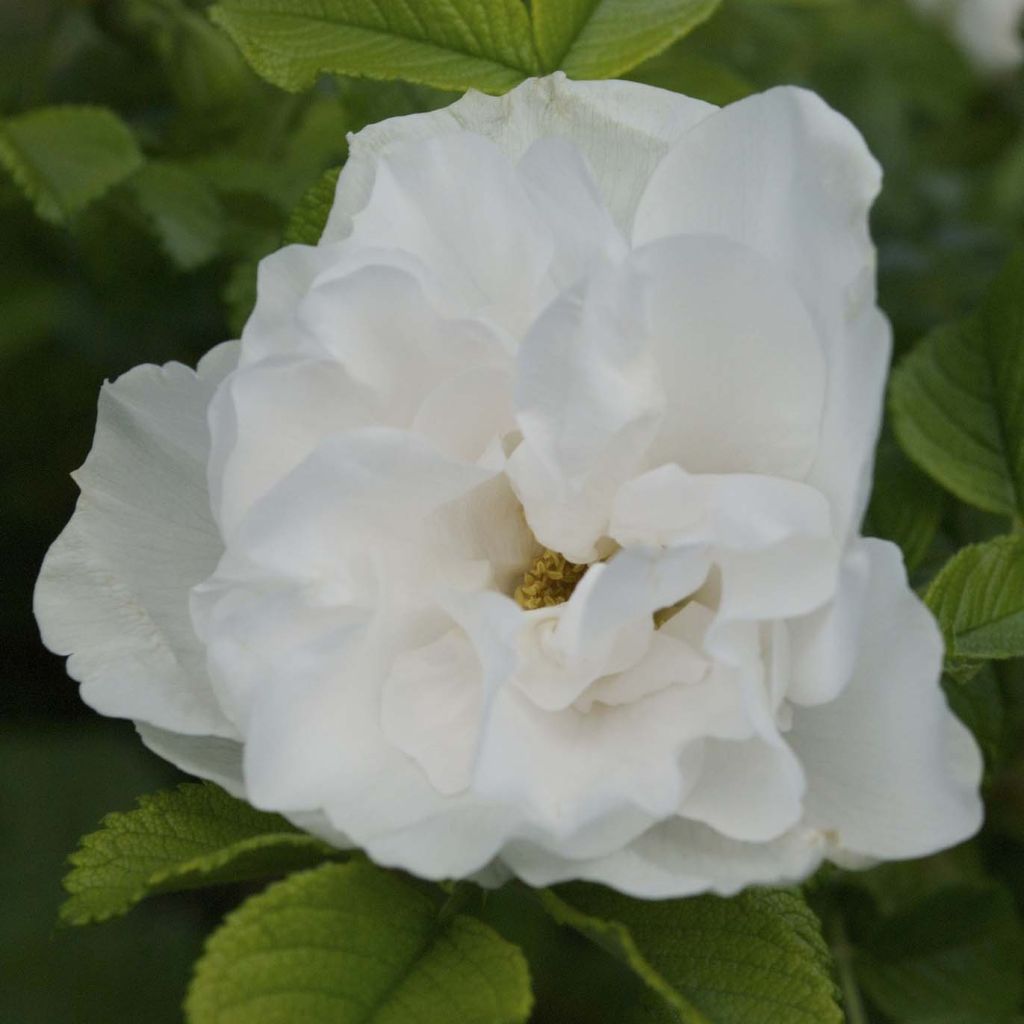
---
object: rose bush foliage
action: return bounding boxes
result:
[35,73,983,898]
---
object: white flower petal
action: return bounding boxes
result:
[324,74,715,244]
[789,539,984,860]
[137,724,245,798]
[508,262,663,560]
[504,819,826,898]
[678,736,805,843]
[634,87,887,535]
[787,542,872,706]
[381,627,484,796]
[344,131,554,337]
[635,234,825,480]
[35,346,238,737]
[207,356,375,537]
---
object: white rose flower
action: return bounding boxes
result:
[36,74,983,898]
[910,0,1024,72]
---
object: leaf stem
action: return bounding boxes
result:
[828,913,869,1024]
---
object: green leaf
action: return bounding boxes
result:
[943,666,1008,772]
[61,782,335,925]
[926,534,1024,663]
[854,884,1024,1023]
[532,0,722,79]
[0,106,143,224]
[865,440,944,571]
[210,0,540,94]
[891,251,1024,519]
[131,162,227,270]
[186,861,532,1024]
[541,885,842,1024]
[283,165,340,245]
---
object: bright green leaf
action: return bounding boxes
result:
[541,885,842,1024]
[532,0,722,79]
[284,165,340,245]
[131,162,227,270]
[61,783,335,925]
[210,0,540,94]
[186,861,532,1024]
[865,440,944,571]
[854,885,1024,1023]
[0,106,143,224]
[891,251,1024,519]
[926,534,1024,662]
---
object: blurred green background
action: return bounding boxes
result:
[2,0,1024,1020]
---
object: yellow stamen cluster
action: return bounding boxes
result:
[514,549,588,609]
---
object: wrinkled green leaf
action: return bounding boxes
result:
[186,861,532,1024]
[542,885,841,1023]
[210,0,540,93]
[283,165,340,245]
[854,885,1024,1023]
[61,783,335,925]
[891,251,1024,519]
[0,106,143,224]
[131,162,227,270]
[926,534,1024,663]
[532,0,722,79]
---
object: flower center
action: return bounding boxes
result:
[514,549,588,609]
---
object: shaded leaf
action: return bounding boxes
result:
[186,860,532,1024]
[131,161,227,270]
[891,251,1024,518]
[542,885,841,1023]
[854,885,1024,1023]
[283,165,340,245]
[0,106,143,224]
[61,783,335,925]
[865,440,944,571]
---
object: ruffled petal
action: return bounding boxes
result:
[788,539,984,860]
[507,262,663,561]
[35,345,238,737]
[323,73,715,244]
[634,87,888,536]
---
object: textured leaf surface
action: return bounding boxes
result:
[542,885,842,1023]
[532,0,722,78]
[210,0,540,93]
[891,252,1024,518]
[284,165,340,245]
[854,885,1024,1023]
[926,534,1024,662]
[186,861,532,1024]
[0,106,143,224]
[61,783,335,925]
[131,162,227,270]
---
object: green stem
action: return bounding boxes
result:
[829,914,870,1024]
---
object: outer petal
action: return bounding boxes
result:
[137,724,246,798]
[35,345,238,738]
[788,539,984,860]
[323,73,715,244]
[504,819,826,898]
[634,87,888,536]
